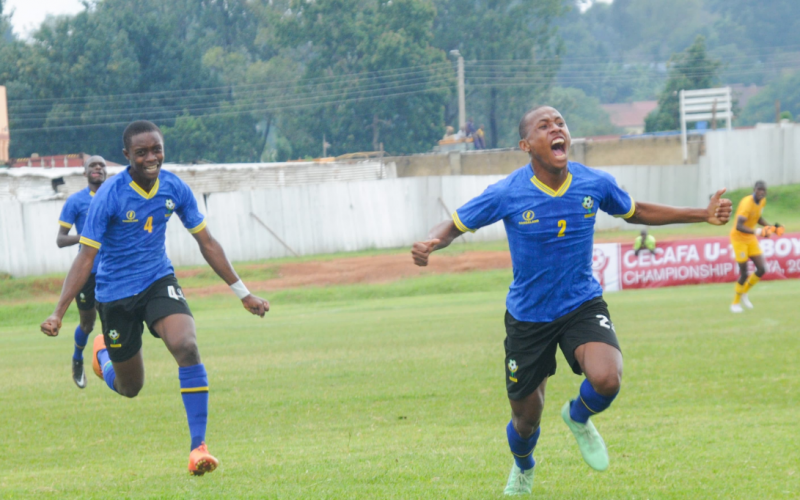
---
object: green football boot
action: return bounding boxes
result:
[503,463,534,495]
[561,400,609,471]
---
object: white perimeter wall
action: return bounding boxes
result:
[0,166,708,277]
[5,124,800,277]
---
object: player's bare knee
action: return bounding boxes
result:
[172,338,201,366]
[512,414,540,438]
[117,381,143,398]
[590,371,621,396]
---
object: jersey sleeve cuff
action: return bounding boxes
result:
[613,197,636,219]
[452,211,475,233]
[79,236,101,249]
[58,221,73,229]
[187,220,207,234]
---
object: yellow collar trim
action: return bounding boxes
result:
[129,178,160,200]
[89,190,95,197]
[531,172,572,198]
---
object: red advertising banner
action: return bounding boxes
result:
[615,233,800,290]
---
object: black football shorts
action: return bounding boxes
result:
[75,273,97,311]
[504,296,621,400]
[97,274,193,363]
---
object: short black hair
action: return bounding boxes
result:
[518,105,550,140]
[123,120,163,150]
[754,180,766,190]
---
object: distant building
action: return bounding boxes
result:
[601,101,658,135]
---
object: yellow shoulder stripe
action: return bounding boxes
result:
[188,220,207,234]
[452,211,475,233]
[614,196,636,219]
[79,236,101,249]
[58,221,73,229]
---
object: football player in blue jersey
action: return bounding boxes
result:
[56,155,107,389]
[41,120,269,476]
[411,106,733,495]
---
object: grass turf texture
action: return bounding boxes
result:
[2,271,798,499]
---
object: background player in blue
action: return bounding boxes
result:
[41,121,270,476]
[56,155,107,389]
[411,106,732,495]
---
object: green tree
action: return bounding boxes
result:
[277,0,450,157]
[645,36,722,133]
[432,0,564,148]
[6,0,262,163]
[737,71,800,126]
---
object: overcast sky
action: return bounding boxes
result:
[5,0,86,38]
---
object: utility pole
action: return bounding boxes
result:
[322,134,331,157]
[450,50,466,130]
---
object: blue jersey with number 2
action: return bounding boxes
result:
[453,162,635,322]
[80,167,206,303]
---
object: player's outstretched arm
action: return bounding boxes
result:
[191,227,269,317]
[41,246,97,336]
[56,226,80,248]
[626,188,732,226]
[411,220,464,267]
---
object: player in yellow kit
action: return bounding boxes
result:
[729,181,783,313]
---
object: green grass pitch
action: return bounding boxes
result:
[1,271,798,499]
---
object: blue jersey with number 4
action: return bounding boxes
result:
[80,167,206,303]
[58,187,101,273]
[453,162,635,322]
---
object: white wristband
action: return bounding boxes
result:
[755,228,762,236]
[230,280,250,300]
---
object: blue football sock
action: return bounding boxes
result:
[97,348,118,393]
[179,364,209,451]
[73,325,89,361]
[569,378,618,424]
[506,421,540,471]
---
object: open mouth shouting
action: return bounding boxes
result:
[551,137,567,159]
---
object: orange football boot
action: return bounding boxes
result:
[91,334,106,379]
[188,442,219,476]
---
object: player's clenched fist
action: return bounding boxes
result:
[40,315,62,337]
[707,188,733,225]
[242,294,270,317]
[411,239,440,267]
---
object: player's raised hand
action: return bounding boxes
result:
[707,188,733,225]
[242,294,269,317]
[40,315,62,337]
[411,239,441,267]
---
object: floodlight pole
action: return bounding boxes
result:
[450,50,466,130]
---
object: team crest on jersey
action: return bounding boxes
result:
[582,196,596,218]
[108,330,122,348]
[165,199,175,211]
[508,359,518,383]
[123,210,138,223]
[519,210,539,225]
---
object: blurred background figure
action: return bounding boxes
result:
[633,229,657,256]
